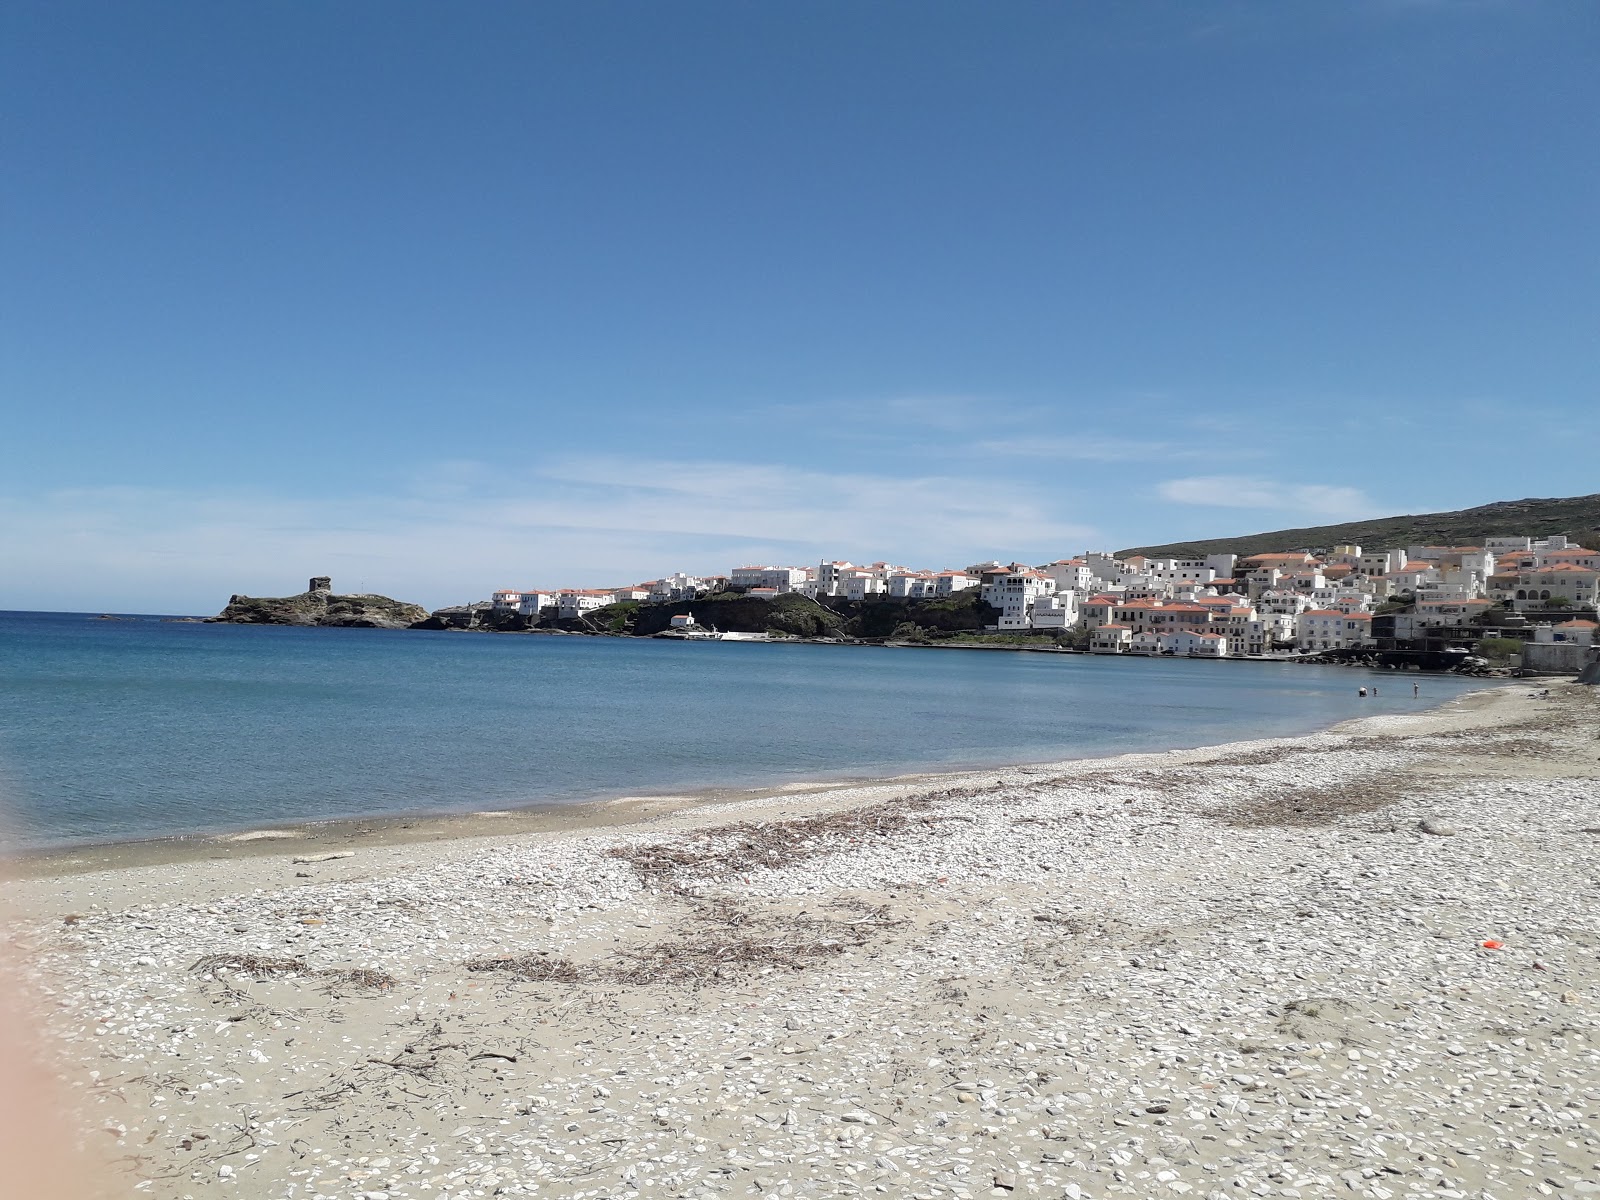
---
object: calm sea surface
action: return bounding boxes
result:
[0,611,1489,848]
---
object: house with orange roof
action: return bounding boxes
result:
[1078,595,1122,632]
[1532,619,1597,647]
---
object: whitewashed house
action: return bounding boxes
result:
[557,590,612,619]
[980,569,1057,630]
[515,591,558,617]
[933,570,979,596]
[842,574,887,600]
[887,571,936,599]
[1029,592,1079,630]
[648,573,712,603]
[730,565,810,593]
[1296,610,1373,651]
[1090,624,1133,654]
[1509,565,1599,610]
[1041,559,1094,594]
[1164,630,1228,657]
[814,561,857,596]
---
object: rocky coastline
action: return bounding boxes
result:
[206,576,429,630]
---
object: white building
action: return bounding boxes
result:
[933,570,979,596]
[515,590,558,617]
[1295,610,1374,651]
[648,573,712,603]
[814,561,857,596]
[887,571,936,599]
[1532,619,1596,647]
[1506,565,1599,610]
[1029,592,1079,630]
[842,574,887,600]
[611,586,652,603]
[1164,630,1228,657]
[1357,549,1407,576]
[557,590,612,619]
[1040,559,1094,594]
[980,569,1057,630]
[730,565,811,593]
[1090,624,1133,653]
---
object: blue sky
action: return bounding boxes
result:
[3,1,1595,612]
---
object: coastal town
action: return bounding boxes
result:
[477,531,1599,675]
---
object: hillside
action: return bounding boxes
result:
[1118,493,1600,560]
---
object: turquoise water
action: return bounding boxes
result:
[0,611,1488,848]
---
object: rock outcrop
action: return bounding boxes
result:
[208,577,429,630]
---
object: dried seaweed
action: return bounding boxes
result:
[1209,776,1421,829]
[605,795,947,882]
[317,966,398,993]
[463,953,585,983]
[190,954,309,979]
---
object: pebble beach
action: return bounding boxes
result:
[4,681,1598,1200]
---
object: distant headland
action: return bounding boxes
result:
[207,576,428,630]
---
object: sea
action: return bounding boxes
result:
[0,611,1491,849]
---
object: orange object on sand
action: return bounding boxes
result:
[1481,940,1505,950]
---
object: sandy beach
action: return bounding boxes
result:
[4,681,1598,1200]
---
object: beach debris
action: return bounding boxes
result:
[463,952,585,983]
[291,851,355,863]
[1419,816,1460,836]
[191,953,309,979]
[604,794,957,884]
[317,966,398,992]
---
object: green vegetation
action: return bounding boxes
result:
[1118,493,1600,559]
[1475,637,1523,663]
[825,589,998,639]
[925,630,1073,648]
[592,600,638,633]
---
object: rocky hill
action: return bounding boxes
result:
[1119,493,1600,559]
[207,576,429,630]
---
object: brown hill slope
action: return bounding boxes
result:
[1118,494,1600,559]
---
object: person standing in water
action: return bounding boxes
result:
[1414,681,1420,698]
[1359,686,1368,697]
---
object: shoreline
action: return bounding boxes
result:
[4,681,1597,1199]
[2,682,1504,879]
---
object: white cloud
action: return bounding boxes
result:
[1156,475,1379,519]
[975,435,1211,462]
[0,457,1098,613]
